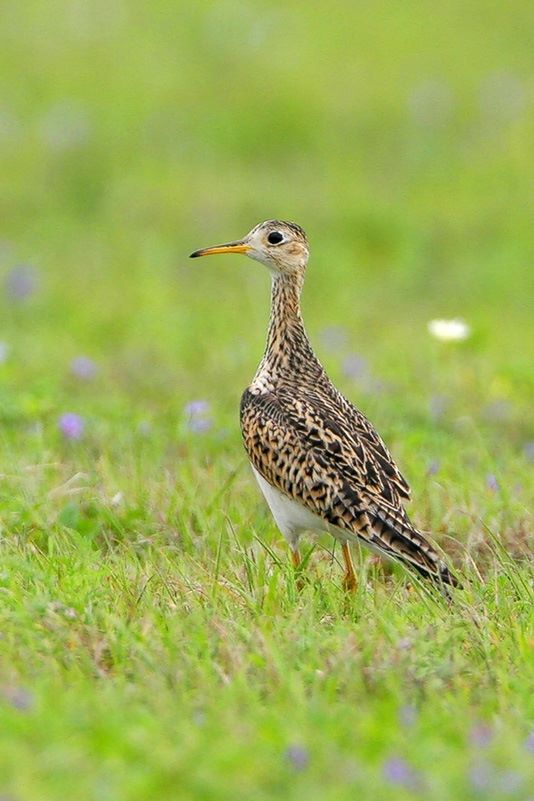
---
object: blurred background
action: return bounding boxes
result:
[0,0,532,541]
[1,6,533,795]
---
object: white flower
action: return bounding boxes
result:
[110,492,123,507]
[427,319,471,342]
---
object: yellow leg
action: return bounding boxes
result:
[291,548,305,590]
[341,542,357,592]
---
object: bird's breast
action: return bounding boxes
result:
[251,466,329,541]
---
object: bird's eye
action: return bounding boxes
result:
[267,231,284,245]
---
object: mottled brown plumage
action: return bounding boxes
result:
[191,220,458,591]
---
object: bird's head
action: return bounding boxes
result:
[190,220,309,277]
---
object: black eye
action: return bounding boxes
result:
[267,231,284,245]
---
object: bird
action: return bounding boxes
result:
[190,220,458,593]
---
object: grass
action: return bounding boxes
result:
[0,0,533,798]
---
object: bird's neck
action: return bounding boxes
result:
[269,272,304,331]
[255,273,319,384]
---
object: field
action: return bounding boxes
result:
[0,1,533,798]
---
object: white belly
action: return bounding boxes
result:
[252,467,332,548]
[251,467,391,561]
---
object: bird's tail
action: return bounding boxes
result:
[409,553,462,594]
[366,505,461,593]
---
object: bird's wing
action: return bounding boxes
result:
[314,378,412,500]
[241,387,443,579]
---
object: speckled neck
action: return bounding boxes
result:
[254,274,319,384]
[269,272,304,325]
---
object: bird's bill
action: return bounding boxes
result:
[189,241,251,258]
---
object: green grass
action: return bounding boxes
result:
[0,0,533,798]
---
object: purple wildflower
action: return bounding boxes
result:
[523,442,534,463]
[470,723,493,748]
[184,400,210,417]
[4,687,34,711]
[0,342,9,363]
[383,756,420,790]
[318,326,347,351]
[58,413,85,440]
[468,759,492,791]
[399,704,418,728]
[137,420,152,437]
[4,264,39,302]
[426,459,440,476]
[486,474,499,493]
[429,394,448,421]
[343,354,369,381]
[192,709,206,727]
[525,731,534,753]
[497,770,523,795]
[483,400,511,422]
[70,355,97,380]
[284,744,309,772]
[184,400,212,434]
[188,417,212,434]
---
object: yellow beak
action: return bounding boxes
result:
[190,241,251,258]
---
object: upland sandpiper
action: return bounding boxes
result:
[191,221,457,592]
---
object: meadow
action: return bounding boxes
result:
[0,1,533,798]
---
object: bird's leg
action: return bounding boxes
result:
[291,548,305,590]
[341,542,357,592]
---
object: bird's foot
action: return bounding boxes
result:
[341,543,357,592]
[342,571,357,593]
[291,549,305,591]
